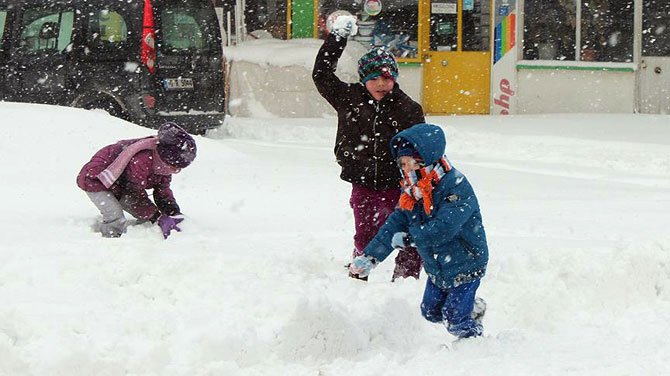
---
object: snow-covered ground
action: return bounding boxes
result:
[1,101,669,375]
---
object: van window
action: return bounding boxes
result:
[86,9,131,57]
[159,3,219,54]
[0,11,6,40]
[0,11,8,60]
[20,9,74,53]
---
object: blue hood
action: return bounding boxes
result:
[390,123,446,165]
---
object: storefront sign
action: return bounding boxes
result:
[493,78,516,115]
[431,3,457,15]
[491,0,518,115]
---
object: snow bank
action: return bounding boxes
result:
[225,38,367,118]
[1,102,670,375]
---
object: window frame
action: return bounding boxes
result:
[17,7,75,54]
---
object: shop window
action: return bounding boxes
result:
[430,0,490,52]
[642,0,670,57]
[318,0,419,59]
[581,0,634,62]
[429,1,458,51]
[523,0,633,63]
[523,0,576,61]
[462,0,491,52]
[245,0,287,39]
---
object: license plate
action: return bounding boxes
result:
[162,77,194,90]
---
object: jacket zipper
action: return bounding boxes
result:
[372,102,380,183]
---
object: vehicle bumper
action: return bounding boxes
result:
[142,112,226,135]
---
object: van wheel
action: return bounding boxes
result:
[83,99,128,120]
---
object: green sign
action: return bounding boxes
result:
[291,0,314,38]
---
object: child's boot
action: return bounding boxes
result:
[348,270,368,281]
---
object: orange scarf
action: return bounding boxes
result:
[398,157,451,215]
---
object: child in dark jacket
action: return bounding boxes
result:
[349,123,489,339]
[313,15,426,281]
[77,122,196,238]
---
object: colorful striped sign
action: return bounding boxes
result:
[494,12,516,63]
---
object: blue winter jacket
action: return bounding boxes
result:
[363,124,489,290]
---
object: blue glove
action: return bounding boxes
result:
[391,232,411,249]
[349,255,377,278]
[157,214,184,239]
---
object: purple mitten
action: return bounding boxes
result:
[157,214,184,239]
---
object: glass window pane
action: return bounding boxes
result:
[20,9,74,52]
[86,10,130,57]
[318,0,419,59]
[58,11,74,50]
[159,2,219,54]
[463,0,491,51]
[89,10,128,43]
[0,11,7,62]
[581,0,634,62]
[642,0,670,57]
[429,1,458,51]
[245,0,287,39]
[523,0,576,61]
[0,11,6,41]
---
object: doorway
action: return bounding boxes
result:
[421,0,491,114]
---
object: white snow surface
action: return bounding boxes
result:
[1,101,670,375]
[225,38,329,70]
[225,37,367,77]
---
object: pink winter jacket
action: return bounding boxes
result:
[77,138,180,220]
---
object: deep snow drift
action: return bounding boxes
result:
[1,102,669,375]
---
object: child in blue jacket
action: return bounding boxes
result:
[349,123,489,338]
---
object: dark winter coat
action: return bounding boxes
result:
[77,138,180,220]
[312,34,425,190]
[363,124,489,289]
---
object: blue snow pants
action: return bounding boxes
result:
[420,278,483,338]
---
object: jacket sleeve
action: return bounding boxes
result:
[407,101,426,127]
[153,176,181,216]
[122,184,159,221]
[363,209,410,263]
[312,34,351,110]
[409,183,478,250]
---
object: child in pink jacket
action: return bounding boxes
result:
[77,122,196,238]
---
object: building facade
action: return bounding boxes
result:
[216,0,670,115]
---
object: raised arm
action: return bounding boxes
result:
[312,34,351,109]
